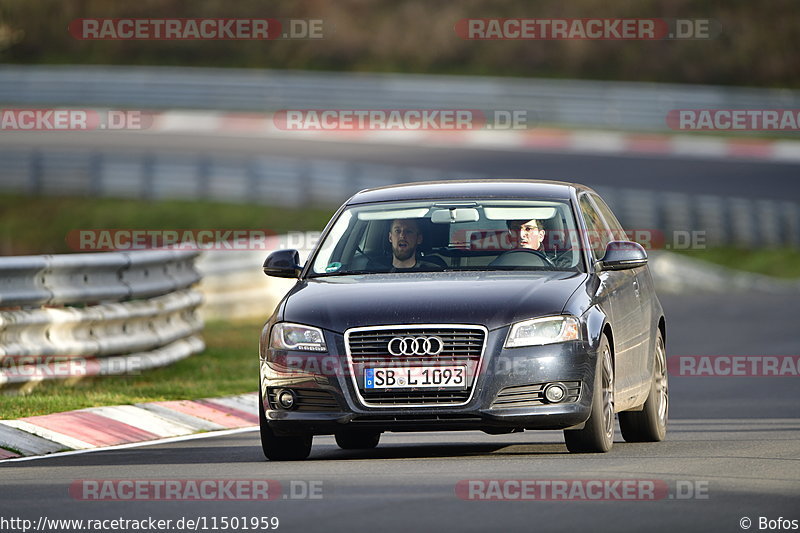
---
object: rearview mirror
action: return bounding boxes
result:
[598,241,647,271]
[430,208,480,224]
[263,249,302,278]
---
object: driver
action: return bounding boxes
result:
[504,217,573,268]
[506,218,546,251]
[388,218,442,272]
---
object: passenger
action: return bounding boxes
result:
[388,219,441,272]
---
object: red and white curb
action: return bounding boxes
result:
[141,111,800,163]
[0,392,258,460]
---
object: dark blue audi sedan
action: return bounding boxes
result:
[259,180,668,459]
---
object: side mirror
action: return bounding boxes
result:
[598,241,647,271]
[263,249,302,278]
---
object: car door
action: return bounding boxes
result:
[578,193,640,402]
[590,193,652,395]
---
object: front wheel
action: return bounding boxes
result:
[259,389,312,461]
[564,335,614,453]
[619,332,668,442]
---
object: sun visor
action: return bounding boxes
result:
[357,208,430,220]
[484,207,558,220]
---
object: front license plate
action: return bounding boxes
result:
[364,366,467,389]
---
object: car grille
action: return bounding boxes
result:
[267,388,339,412]
[491,381,581,408]
[346,325,486,407]
[348,327,484,364]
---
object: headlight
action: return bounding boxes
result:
[270,323,327,352]
[504,316,580,348]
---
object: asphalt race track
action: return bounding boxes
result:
[1,137,799,532]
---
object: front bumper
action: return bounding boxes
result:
[260,328,599,436]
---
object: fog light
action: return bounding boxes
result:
[275,389,296,410]
[544,383,567,403]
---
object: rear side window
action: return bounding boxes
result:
[578,194,613,261]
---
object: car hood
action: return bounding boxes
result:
[281,271,587,333]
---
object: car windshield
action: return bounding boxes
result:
[309,199,584,276]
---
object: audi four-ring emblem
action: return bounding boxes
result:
[387,336,444,356]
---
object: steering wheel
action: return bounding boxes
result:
[550,248,574,268]
[490,248,557,269]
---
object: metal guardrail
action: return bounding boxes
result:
[592,186,800,249]
[0,250,204,391]
[1,65,799,132]
[0,249,201,307]
[1,147,798,248]
[0,289,202,357]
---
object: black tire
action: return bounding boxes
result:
[619,332,668,442]
[564,335,614,453]
[335,430,381,450]
[259,389,312,461]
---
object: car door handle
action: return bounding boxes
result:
[632,279,640,297]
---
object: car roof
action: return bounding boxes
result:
[346,179,595,205]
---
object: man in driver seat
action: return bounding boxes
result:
[504,218,574,268]
[388,218,442,272]
[507,218,546,251]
